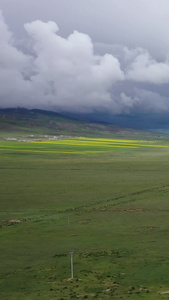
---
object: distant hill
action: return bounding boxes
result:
[0,108,168,140]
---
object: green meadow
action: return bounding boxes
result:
[1,138,169,299]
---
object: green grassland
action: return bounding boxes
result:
[1,138,169,299]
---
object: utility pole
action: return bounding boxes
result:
[69,251,74,279]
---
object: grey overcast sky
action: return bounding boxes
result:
[1,0,169,130]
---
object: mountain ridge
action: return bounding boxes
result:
[0,107,167,140]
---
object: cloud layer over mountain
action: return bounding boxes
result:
[1,6,169,129]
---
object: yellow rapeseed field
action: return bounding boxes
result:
[0,138,168,155]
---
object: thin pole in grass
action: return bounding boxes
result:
[68,214,70,227]
[69,251,74,279]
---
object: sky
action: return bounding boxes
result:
[1,0,169,130]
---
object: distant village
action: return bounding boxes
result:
[4,135,86,142]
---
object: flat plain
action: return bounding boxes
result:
[1,137,169,299]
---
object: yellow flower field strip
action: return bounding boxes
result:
[32,140,169,148]
[0,142,139,149]
[39,142,152,148]
[0,145,139,153]
[0,143,138,149]
[1,141,167,148]
[72,139,165,146]
[33,138,155,144]
[77,138,155,143]
[80,139,169,146]
[0,145,50,149]
[34,138,149,144]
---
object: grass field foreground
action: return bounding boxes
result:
[1,138,169,299]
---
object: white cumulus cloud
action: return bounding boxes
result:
[1,10,169,117]
[0,12,124,112]
[126,49,169,84]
